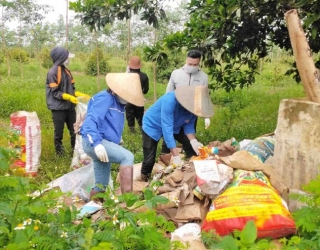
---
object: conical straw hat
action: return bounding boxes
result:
[106,73,144,107]
[175,86,214,118]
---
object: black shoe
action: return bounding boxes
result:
[140,173,151,182]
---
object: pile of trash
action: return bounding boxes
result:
[114,135,295,247]
[41,98,300,248]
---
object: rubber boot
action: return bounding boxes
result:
[89,189,104,203]
[119,166,133,194]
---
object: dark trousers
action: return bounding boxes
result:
[51,110,76,155]
[161,118,198,158]
[141,128,195,175]
[125,103,144,127]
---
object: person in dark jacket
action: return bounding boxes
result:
[45,47,90,156]
[125,56,149,132]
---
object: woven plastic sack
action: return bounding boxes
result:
[242,136,275,163]
[202,169,296,239]
[10,111,41,176]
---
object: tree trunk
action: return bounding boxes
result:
[127,18,131,64]
[19,60,23,79]
[94,30,100,91]
[285,9,320,103]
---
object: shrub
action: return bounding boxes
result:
[85,48,110,76]
[0,130,178,249]
[39,48,53,69]
[10,48,29,64]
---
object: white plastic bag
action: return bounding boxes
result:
[72,98,92,168]
[46,163,113,202]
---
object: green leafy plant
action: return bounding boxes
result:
[10,48,29,64]
[201,221,274,249]
[0,134,178,249]
[39,47,52,69]
[85,48,110,76]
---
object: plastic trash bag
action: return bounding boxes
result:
[46,163,113,202]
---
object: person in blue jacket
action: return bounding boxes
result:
[80,73,144,200]
[141,85,214,181]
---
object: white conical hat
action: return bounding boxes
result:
[106,73,144,107]
[175,86,214,118]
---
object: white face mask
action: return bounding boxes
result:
[63,58,69,66]
[117,96,128,105]
[184,65,199,74]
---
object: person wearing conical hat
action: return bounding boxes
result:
[80,73,144,200]
[140,86,214,181]
[160,50,210,165]
[125,56,149,133]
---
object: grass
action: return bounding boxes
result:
[0,55,305,185]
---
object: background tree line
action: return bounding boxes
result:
[1,0,320,91]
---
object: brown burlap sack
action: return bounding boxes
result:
[165,176,182,187]
[160,207,179,223]
[133,181,149,194]
[157,189,182,210]
[175,199,208,223]
[178,183,190,205]
[157,184,177,194]
[170,169,184,183]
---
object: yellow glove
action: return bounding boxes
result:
[62,93,79,104]
[75,91,91,101]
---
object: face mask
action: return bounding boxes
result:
[117,96,128,105]
[63,58,69,66]
[184,65,199,74]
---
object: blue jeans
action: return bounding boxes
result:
[82,137,134,191]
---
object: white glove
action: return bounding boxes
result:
[172,155,183,167]
[190,139,203,155]
[204,118,211,129]
[94,144,109,162]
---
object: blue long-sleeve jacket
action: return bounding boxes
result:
[80,90,125,146]
[142,91,196,149]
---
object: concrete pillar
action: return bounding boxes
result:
[273,99,320,189]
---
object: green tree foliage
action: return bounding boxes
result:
[10,48,29,63]
[69,0,167,31]
[39,48,52,69]
[85,48,110,76]
[3,0,51,24]
[154,0,320,91]
[144,44,185,84]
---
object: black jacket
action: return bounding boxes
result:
[129,68,149,95]
[45,47,76,111]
